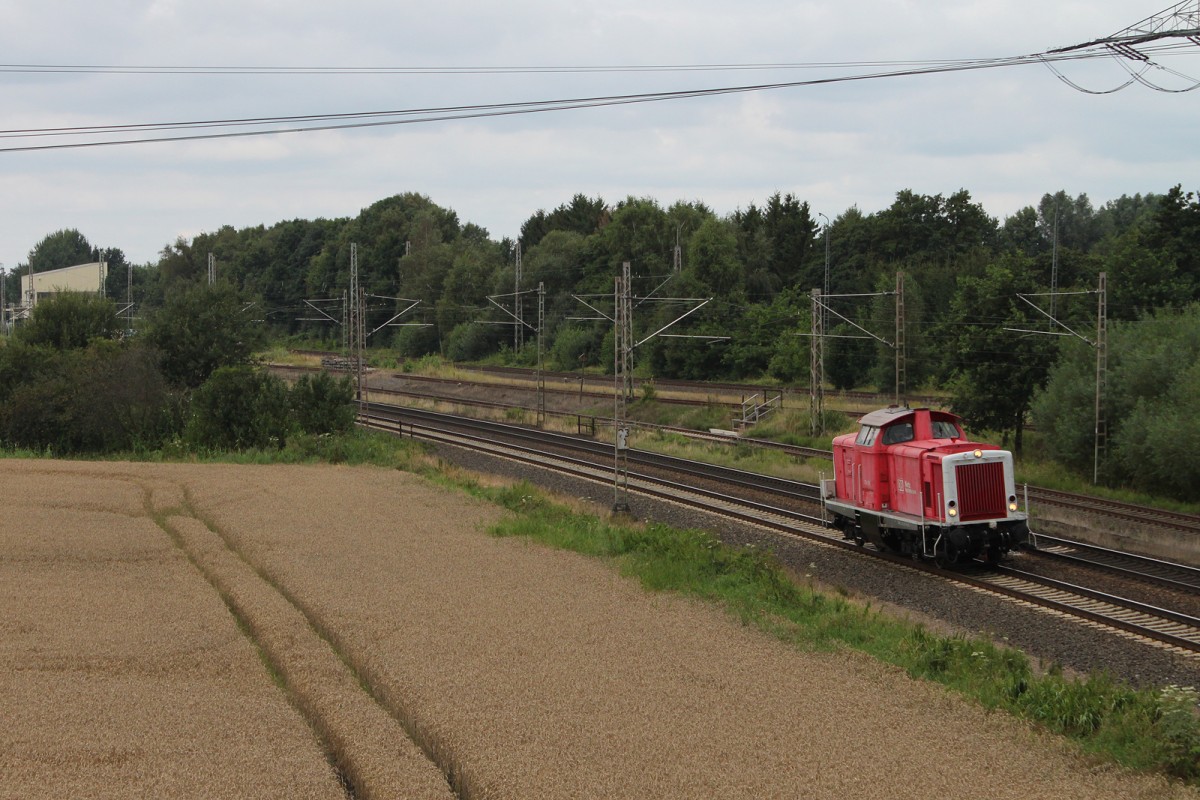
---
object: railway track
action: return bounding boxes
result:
[357,373,1200,535]
[276,358,1200,546]
[1029,533,1200,593]
[360,401,1200,659]
[1026,486,1200,535]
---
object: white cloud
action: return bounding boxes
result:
[0,0,1196,270]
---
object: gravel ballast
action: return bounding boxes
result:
[2,458,1196,799]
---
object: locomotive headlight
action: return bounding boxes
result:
[973,449,983,458]
[1008,495,1018,512]
[947,500,957,518]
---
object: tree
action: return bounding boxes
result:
[999,207,1044,258]
[944,256,1056,454]
[145,282,266,388]
[63,342,182,452]
[99,247,134,301]
[761,192,818,291]
[1104,228,1184,321]
[520,194,608,249]
[1036,191,1103,253]
[1033,305,1200,496]
[24,229,95,273]
[157,237,204,283]
[582,197,674,281]
[16,292,121,350]
[686,218,743,298]
[1145,185,1200,302]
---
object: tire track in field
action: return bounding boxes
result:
[144,482,457,800]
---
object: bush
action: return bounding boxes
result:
[290,372,356,435]
[443,321,501,362]
[0,342,183,454]
[16,292,121,350]
[391,324,440,358]
[549,326,598,371]
[186,366,293,450]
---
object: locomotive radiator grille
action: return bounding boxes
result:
[955,462,1006,521]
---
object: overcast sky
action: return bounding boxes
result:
[1,0,1197,271]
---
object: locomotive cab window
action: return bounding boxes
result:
[855,425,879,446]
[931,419,961,439]
[881,422,914,445]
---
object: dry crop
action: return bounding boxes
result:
[3,459,1196,800]
[0,465,343,798]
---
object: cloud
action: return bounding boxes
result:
[0,0,1196,269]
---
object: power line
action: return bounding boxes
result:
[0,56,1145,76]
[1,44,1190,154]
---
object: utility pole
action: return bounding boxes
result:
[809,288,824,435]
[0,268,6,336]
[1050,204,1060,321]
[514,241,524,353]
[895,271,907,406]
[536,282,546,427]
[820,214,830,326]
[1010,273,1108,484]
[1094,272,1107,484]
[348,243,366,406]
[126,262,134,334]
[807,282,898,428]
[613,263,632,513]
[571,261,718,514]
[208,252,216,285]
[673,224,683,274]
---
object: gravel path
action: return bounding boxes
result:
[3,458,1196,799]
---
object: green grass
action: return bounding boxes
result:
[0,428,433,471]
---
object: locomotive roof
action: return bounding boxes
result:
[856,406,961,427]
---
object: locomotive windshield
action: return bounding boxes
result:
[930,419,962,439]
[881,423,914,445]
[855,425,879,446]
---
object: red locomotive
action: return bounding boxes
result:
[822,406,1028,565]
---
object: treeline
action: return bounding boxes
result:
[6,185,1200,493]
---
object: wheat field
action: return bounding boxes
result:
[1,459,1194,799]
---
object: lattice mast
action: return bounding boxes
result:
[514,241,524,352]
[1094,272,1108,483]
[809,288,824,435]
[536,281,546,427]
[895,271,906,406]
[613,262,633,513]
[348,243,366,404]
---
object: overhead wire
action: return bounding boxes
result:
[1,42,1192,153]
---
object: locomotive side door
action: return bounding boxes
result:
[921,454,939,521]
[843,450,859,503]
